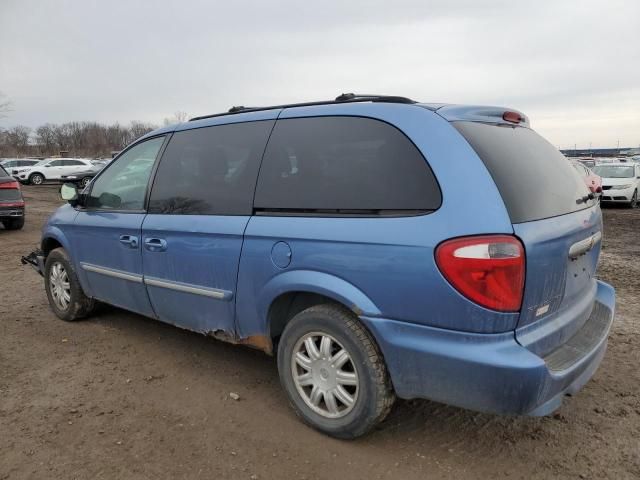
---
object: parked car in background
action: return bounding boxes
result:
[90,158,112,168]
[23,95,615,438]
[0,158,41,173]
[0,164,25,230]
[13,158,93,185]
[572,161,602,195]
[575,158,596,169]
[593,163,640,207]
[61,166,103,189]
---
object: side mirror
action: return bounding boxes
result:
[60,183,78,203]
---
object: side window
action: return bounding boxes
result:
[49,160,64,167]
[254,116,441,212]
[65,160,84,166]
[148,120,275,215]
[86,136,164,211]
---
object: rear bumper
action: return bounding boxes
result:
[0,206,24,218]
[361,280,615,415]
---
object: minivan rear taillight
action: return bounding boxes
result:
[435,235,525,312]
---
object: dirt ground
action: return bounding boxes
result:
[1,185,638,480]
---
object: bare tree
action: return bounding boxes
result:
[0,91,12,119]
[163,111,188,126]
[3,125,31,155]
[0,119,159,158]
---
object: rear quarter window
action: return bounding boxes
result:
[454,122,595,223]
[254,116,441,214]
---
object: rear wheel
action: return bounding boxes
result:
[44,248,95,321]
[29,173,44,185]
[277,304,395,439]
[80,176,92,188]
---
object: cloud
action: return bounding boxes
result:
[0,0,638,148]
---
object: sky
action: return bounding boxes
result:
[0,0,638,149]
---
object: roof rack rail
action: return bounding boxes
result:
[189,93,417,122]
[334,93,416,104]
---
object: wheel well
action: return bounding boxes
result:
[42,237,62,256]
[268,292,347,341]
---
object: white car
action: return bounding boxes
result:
[13,158,94,185]
[593,163,640,207]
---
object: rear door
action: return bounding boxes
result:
[454,122,601,356]
[70,136,166,316]
[141,119,275,335]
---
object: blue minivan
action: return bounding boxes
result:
[24,94,615,438]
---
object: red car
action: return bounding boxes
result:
[0,164,25,230]
[572,161,602,195]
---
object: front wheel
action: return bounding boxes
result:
[44,248,95,321]
[29,173,44,185]
[629,190,638,208]
[277,304,395,439]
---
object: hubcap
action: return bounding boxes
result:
[291,332,359,419]
[32,175,42,184]
[49,262,71,310]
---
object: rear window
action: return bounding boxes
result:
[454,122,595,223]
[254,116,441,214]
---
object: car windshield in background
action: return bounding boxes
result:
[453,122,595,223]
[592,165,634,178]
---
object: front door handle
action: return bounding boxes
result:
[144,237,167,252]
[119,235,139,249]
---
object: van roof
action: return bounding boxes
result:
[140,94,530,141]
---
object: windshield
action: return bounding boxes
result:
[592,165,634,178]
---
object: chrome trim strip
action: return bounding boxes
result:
[144,276,231,300]
[568,231,602,259]
[80,262,143,283]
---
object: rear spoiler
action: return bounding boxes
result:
[429,105,530,127]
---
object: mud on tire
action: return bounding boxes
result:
[44,247,95,321]
[277,303,395,439]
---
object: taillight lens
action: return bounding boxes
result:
[0,181,20,190]
[435,235,525,312]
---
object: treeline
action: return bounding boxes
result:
[0,121,158,158]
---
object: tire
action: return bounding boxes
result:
[2,217,24,230]
[80,176,92,188]
[44,248,95,321]
[29,173,45,185]
[629,190,638,208]
[277,304,395,439]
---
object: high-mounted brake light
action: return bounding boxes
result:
[502,111,522,124]
[0,181,20,190]
[435,235,525,312]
